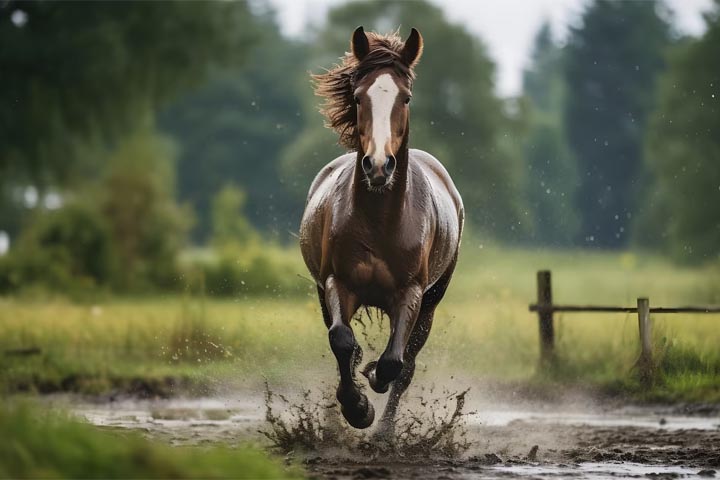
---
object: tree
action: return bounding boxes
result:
[280,0,527,236]
[641,0,720,263]
[522,23,579,246]
[98,129,192,291]
[159,9,307,241]
[0,1,258,234]
[211,185,258,248]
[564,0,672,247]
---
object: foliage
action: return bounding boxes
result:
[563,0,672,247]
[0,203,113,295]
[0,403,301,479]
[280,0,527,237]
[211,185,258,248]
[98,130,191,291]
[522,23,579,246]
[0,129,192,295]
[641,1,720,264]
[160,9,307,241]
[188,243,309,298]
[0,1,257,191]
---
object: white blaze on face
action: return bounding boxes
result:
[367,73,399,167]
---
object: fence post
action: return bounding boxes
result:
[537,270,555,366]
[636,297,654,386]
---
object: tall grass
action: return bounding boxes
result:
[1,246,719,401]
[0,402,300,479]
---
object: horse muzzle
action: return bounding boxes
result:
[361,154,396,187]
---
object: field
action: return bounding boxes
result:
[2,246,720,402]
[2,247,720,478]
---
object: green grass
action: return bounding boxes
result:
[1,246,719,402]
[0,402,301,479]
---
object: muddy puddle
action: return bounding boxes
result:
[58,392,720,479]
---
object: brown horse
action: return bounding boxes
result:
[299,27,464,434]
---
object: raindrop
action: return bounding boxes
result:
[11,10,27,27]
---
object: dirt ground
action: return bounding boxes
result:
[59,387,720,480]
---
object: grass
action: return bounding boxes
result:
[0,402,301,479]
[1,245,719,402]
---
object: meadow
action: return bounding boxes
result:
[2,245,719,403]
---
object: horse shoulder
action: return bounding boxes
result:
[409,149,463,214]
[305,153,356,203]
[408,149,464,289]
[300,153,356,284]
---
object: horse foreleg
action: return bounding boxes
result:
[374,268,453,437]
[322,276,375,429]
[365,284,422,394]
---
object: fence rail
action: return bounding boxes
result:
[528,270,720,385]
[529,305,720,314]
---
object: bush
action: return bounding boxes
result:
[0,204,114,295]
[99,131,192,292]
[183,243,309,298]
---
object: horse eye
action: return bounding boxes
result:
[404,97,411,105]
[354,96,360,105]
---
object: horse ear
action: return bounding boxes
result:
[401,28,423,67]
[351,26,370,61]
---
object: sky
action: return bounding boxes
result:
[266,0,714,97]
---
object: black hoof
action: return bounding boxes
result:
[362,361,389,394]
[377,356,403,386]
[340,394,375,429]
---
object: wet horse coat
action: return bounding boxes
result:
[300,27,463,432]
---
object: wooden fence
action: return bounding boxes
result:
[528,270,720,384]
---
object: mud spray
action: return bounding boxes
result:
[260,381,472,459]
[259,306,474,459]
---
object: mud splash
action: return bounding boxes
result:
[260,382,471,459]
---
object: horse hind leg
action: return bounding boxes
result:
[321,276,375,429]
[373,303,434,439]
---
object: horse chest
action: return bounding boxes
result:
[348,253,395,290]
[330,233,421,298]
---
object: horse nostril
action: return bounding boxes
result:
[383,155,396,176]
[361,156,373,175]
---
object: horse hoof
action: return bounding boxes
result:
[377,356,404,385]
[341,397,375,429]
[362,363,390,394]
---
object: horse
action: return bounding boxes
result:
[299,26,464,435]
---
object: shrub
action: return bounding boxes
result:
[0,203,114,295]
[99,131,192,292]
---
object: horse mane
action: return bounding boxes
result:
[313,31,416,151]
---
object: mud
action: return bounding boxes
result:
[63,391,720,479]
[261,383,471,458]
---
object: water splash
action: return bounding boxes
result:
[260,381,472,460]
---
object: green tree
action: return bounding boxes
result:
[522,23,579,245]
[160,10,307,242]
[211,185,258,248]
[0,1,258,236]
[280,0,526,236]
[641,1,720,263]
[98,129,192,291]
[564,0,672,247]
